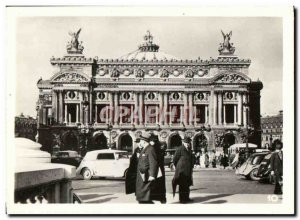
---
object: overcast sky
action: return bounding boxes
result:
[16,17,282,117]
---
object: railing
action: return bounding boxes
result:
[14,138,76,204]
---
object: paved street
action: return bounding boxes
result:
[72,168,282,204]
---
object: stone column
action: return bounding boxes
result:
[114,92,119,125]
[43,108,47,125]
[59,91,63,123]
[163,93,168,125]
[214,91,218,125]
[64,104,68,124]
[139,93,144,125]
[95,105,98,123]
[169,105,173,126]
[183,92,188,126]
[52,91,57,123]
[218,92,223,125]
[194,106,197,126]
[205,105,208,124]
[80,93,83,124]
[238,92,243,125]
[223,105,226,125]
[89,91,93,123]
[159,93,163,125]
[243,93,247,127]
[134,93,139,125]
[188,93,193,125]
[209,90,213,125]
[131,105,134,124]
[109,92,114,124]
[144,105,147,126]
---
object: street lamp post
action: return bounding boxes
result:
[77,100,90,156]
[107,122,113,149]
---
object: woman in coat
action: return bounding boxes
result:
[172,136,194,203]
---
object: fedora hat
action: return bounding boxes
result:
[140,132,151,142]
[182,136,192,144]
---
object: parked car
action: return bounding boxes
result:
[164,149,176,169]
[51,150,82,167]
[236,152,269,180]
[257,152,276,184]
[76,149,130,180]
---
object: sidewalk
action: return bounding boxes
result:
[74,192,282,204]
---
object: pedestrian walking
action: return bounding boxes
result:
[195,152,200,167]
[172,136,194,203]
[125,138,142,195]
[211,150,217,168]
[149,134,167,204]
[221,152,229,169]
[205,152,210,168]
[270,140,283,195]
[135,132,159,204]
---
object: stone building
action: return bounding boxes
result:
[15,113,37,141]
[37,30,263,155]
[261,110,283,148]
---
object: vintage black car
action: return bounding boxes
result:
[257,152,276,184]
[51,150,83,167]
[164,149,176,169]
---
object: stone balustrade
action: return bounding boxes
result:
[14,138,76,204]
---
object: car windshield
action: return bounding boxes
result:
[251,155,265,165]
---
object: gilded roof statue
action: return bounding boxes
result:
[67,28,84,54]
[218,30,236,56]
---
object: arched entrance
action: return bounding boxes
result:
[193,133,208,153]
[169,134,182,149]
[223,133,235,154]
[119,133,133,153]
[92,133,108,150]
[62,132,79,151]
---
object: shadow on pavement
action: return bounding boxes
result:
[86,197,118,204]
[172,193,232,204]
[203,199,228,204]
[78,193,112,200]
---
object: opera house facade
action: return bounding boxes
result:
[36,30,263,156]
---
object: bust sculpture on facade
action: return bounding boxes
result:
[67,28,84,54]
[218,30,235,56]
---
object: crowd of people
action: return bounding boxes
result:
[125,132,283,203]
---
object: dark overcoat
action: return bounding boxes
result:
[150,143,166,201]
[270,151,283,177]
[173,145,194,187]
[125,147,141,194]
[135,145,159,202]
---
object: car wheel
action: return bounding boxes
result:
[82,168,92,180]
[250,168,260,181]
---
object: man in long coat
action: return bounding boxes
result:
[125,138,142,195]
[149,134,167,203]
[172,136,194,203]
[270,140,283,195]
[135,132,159,204]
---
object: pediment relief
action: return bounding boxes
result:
[51,72,89,83]
[214,72,250,84]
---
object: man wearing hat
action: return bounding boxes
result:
[172,136,194,203]
[135,132,159,203]
[125,138,142,195]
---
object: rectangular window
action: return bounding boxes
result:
[146,105,158,124]
[95,104,109,123]
[120,104,133,124]
[67,104,77,123]
[225,104,235,124]
[195,105,206,124]
[169,105,182,123]
[97,153,115,160]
